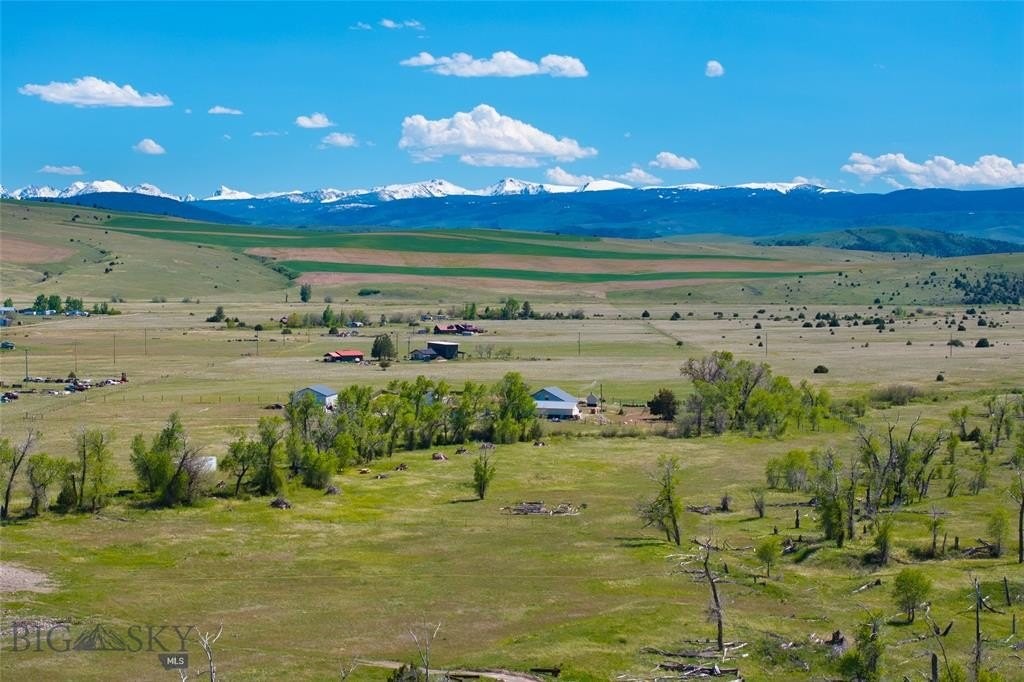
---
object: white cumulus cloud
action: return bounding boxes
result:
[380,18,424,30]
[18,76,172,108]
[38,165,84,175]
[650,151,700,171]
[295,112,334,129]
[613,166,662,186]
[252,130,285,137]
[133,138,166,155]
[705,60,725,78]
[546,167,595,185]
[400,51,587,78]
[840,152,1024,188]
[400,104,597,166]
[349,21,372,30]
[319,132,358,148]
[208,105,242,115]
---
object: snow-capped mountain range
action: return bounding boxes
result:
[0,176,841,205]
[3,176,1019,242]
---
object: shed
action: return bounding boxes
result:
[410,348,439,361]
[293,384,338,409]
[586,392,600,407]
[535,400,581,420]
[427,340,460,360]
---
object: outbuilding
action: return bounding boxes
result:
[427,340,460,360]
[410,348,439,361]
[324,349,364,363]
[535,400,581,420]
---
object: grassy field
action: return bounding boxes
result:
[2,201,1024,681]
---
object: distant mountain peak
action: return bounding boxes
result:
[578,179,632,192]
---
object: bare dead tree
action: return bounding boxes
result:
[197,624,223,682]
[1011,466,1024,564]
[971,577,1004,682]
[922,610,954,682]
[699,538,725,652]
[338,658,360,680]
[409,621,441,680]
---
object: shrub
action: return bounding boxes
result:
[975,337,991,348]
[871,384,920,406]
[936,373,944,382]
[472,452,496,500]
[813,365,829,374]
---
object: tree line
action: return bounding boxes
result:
[1,372,539,515]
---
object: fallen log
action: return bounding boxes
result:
[656,661,739,675]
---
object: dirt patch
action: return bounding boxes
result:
[248,246,823,274]
[0,563,54,593]
[0,237,75,264]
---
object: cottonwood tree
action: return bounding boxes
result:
[492,372,537,444]
[986,509,1009,557]
[856,417,943,513]
[222,429,260,496]
[636,456,683,546]
[892,568,931,623]
[371,334,396,361]
[813,449,846,547]
[647,388,680,421]
[25,453,70,516]
[253,417,286,496]
[130,413,185,495]
[74,428,115,512]
[755,536,782,578]
[1,431,39,519]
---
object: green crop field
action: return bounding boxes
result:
[2,201,1023,681]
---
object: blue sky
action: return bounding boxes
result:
[2,1,1022,196]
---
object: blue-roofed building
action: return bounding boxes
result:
[532,386,581,420]
[532,386,578,404]
[293,384,338,409]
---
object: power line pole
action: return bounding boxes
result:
[144,328,148,356]
[74,341,78,375]
[578,330,582,357]
[23,348,29,380]
[112,333,116,371]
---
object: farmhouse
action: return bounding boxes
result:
[323,349,364,363]
[293,384,338,409]
[427,340,460,359]
[532,386,581,420]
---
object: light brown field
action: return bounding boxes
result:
[0,236,74,264]
[247,246,826,274]
[294,271,738,297]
